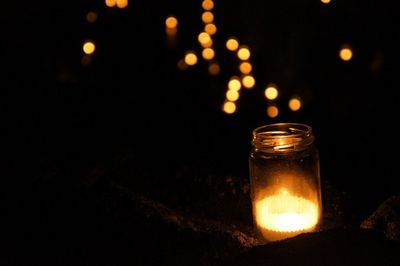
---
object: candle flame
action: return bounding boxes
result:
[255,192,318,233]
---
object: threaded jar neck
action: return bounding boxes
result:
[252,123,314,153]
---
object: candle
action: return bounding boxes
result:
[249,123,322,241]
[254,189,319,239]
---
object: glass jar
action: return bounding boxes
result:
[249,123,322,242]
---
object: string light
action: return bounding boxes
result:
[83,41,96,55]
[202,11,214,24]
[184,52,198,66]
[202,48,215,60]
[226,38,239,51]
[202,0,214,10]
[86,11,98,23]
[105,0,116,7]
[237,46,251,60]
[166,16,178,29]
[223,101,236,114]
[242,75,255,89]
[264,85,279,100]
[239,62,252,74]
[289,97,302,111]
[267,105,279,118]
[198,32,211,46]
[226,90,240,102]
[208,61,220,75]
[204,24,217,35]
[116,0,128,8]
[228,77,241,91]
[339,46,353,61]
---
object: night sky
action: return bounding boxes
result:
[2,0,400,252]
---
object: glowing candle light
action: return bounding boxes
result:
[249,123,322,242]
[255,190,319,235]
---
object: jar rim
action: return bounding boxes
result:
[252,123,314,152]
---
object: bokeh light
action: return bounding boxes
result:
[202,0,214,10]
[228,77,241,91]
[339,46,353,61]
[208,61,220,75]
[83,41,96,55]
[184,52,198,66]
[289,97,302,111]
[237,46,251,60]
[177,59,188,70]
[202,48,215,60]
[239,62,252,74]
[198,32,211,45]
[202,12,214,24]
[166,16,178,29]
[267,105,279,118]
[264,85,279,100]
[86,12,98,23]
[204,24,217,35]
[105,0,116,7]
[81,55,92,66]
[226,38,239,51]
[321,0,331,4]
[242,75,255,89]
[223,101,236,114]
[226,90,240,102]
[116,0,128,8]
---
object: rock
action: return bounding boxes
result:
[361,195,400,240]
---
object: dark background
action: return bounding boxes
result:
[1,0,400,259]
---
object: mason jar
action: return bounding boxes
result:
[249,123,322,242]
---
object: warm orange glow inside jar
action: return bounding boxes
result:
[249,123,322,241]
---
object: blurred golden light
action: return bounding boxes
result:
[86,12,98,23]
[264,85,279,100]
[223,101,236,114]
[105,0,116,7]
[267,105,279,118]
[83,41,96,55]
[321,0,331,4]
[228,77,241,91]
[226,38,239,51]
[239,62,252,74]
[202,0,214,10]
[237,47,251,60]
[81,55,92,66]
[226,90,240,102]
[116,0,128,8]
[202,48,215,60]
[184,52,198,66]
[177,59,188,70]
[198,32,211,45]
[289,97,302,111]
[200,39,213,48]
[208,61,220,75]
[205,23,217,35]
[242,75,255,89]
[339,47,353,61]
[165,16,178,29]
[202,11,214,24]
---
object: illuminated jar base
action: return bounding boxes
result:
[255,193,319,241]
